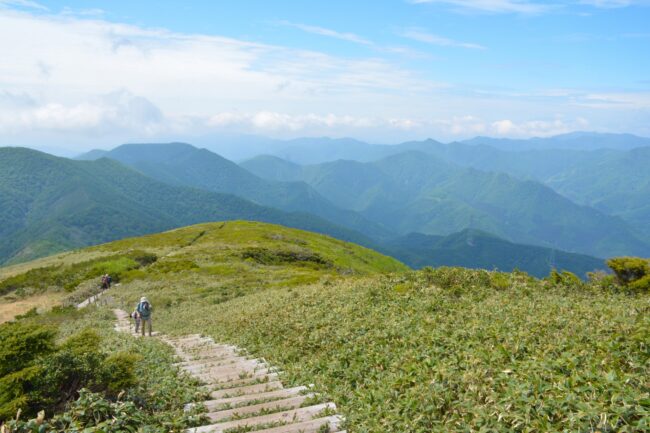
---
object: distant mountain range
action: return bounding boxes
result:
[4,131,648,275]
[242,151,649,258]
[79,142,390,241]
[461,132,650,151]
[78,132,650,163]
[0,147,373,265]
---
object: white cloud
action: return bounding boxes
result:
[0,0,47,10]
[399,28,486,49]
[488,117,589,136]
[409,0,552,14]
[0,9,435,115]
[0,6,647,148]
[575,92,650,109]
[0,90,164,134]
[276,21,433,59]
[578,0,650,8]
[276,21,372,46]
[208,111,377,131]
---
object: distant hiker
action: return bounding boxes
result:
[100,274,108,290]
[131,309,141,333]
[106,274,112,288]
[136,296,153,336]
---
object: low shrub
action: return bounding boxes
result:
[629,274,650,292]
[607,256,650,292]
[103,353,141,396]
[0,323,56,377]
[0,327,137,420]
[241,247,331,267]
[548,269,584,288]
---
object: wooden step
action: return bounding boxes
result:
[205,395,314,423]
[193,365,272,383]
[200,372,280,390]
[203,386,308,411]
[164,334,203,342]
[225,415,343,433]
[174,353,245,367]
[209,381,283,399]
[192,402,335,433]
[201,370,278,386]
[178,355,254,370]
[180,348,239,360]
[181,357,260,374]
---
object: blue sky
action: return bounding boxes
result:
[1,0,649,152]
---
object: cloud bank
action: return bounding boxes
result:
[0,6,648,151]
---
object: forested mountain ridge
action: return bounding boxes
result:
[242,150,650,258]
[382,229,604,278]
[0,147,375,265]
[84,142,391,240]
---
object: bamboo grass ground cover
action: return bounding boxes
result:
[2,222,648,431]
[115,269,649,432]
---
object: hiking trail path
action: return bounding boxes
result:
[113,309,345,433]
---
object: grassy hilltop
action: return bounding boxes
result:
[0,221,405,322]
[1,221,648,432]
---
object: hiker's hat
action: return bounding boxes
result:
[141,296,147,302]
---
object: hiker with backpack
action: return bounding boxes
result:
[136,297,153,336]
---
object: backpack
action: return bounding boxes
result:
[138,301,150,316]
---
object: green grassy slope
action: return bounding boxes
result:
[97,142,391,240]
[381,229,605,278]
[149,273,647,432]
[0,221,407,307]
[2,222,647,432]
[0,148,377,265]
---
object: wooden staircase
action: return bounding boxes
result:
[113,309,345,433]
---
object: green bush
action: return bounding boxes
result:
[0,323,56,419]
[548,269,584,288]
[0,323,56,377]
[629,274,650,292]
[607,257,649,289]
[131,251,158,267]
[103,353,141,396]
[0,327,140,421]
[2,389,147,433]
[241,247,331,267]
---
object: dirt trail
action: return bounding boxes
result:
[113,309,345,433]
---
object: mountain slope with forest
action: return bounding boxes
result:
[381,229,605,278]
[88,142,391,240]
[242,151,650,258]
[0,148,375,265]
